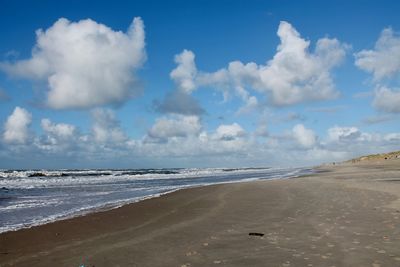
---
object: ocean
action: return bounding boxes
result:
[0,167,313,233]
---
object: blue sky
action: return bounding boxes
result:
[0,0,399,169]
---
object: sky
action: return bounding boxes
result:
[0,0,400,169]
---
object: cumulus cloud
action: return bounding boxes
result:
[213,123,246,141]
[325,126,377,147]
[355,27,400,113]
[1,109,400,168]
[38,119,78,152]
[140,120,250,160]
[155,50,208,116]
[319,125,400,161]
[168,21,346,110]
[165,50,260,114]
[257,22,345,105]
[372,86,400,113]
[170,50,229,94]
[91,108,127,143]
[1,17,146,109]
[292,124,317,148]
[147,115,202,142]
[168,51,259,112]
[327,126,361,142]
[355,27,400,81]
[170,50,198,94]
[41,119,76,140]
[384,133,400,142]
[3,107,32,144]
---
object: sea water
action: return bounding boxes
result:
[0,167,313,233]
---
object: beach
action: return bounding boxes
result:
[1,160,400,266]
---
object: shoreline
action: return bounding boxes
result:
[1,161,400,266]
[0,167,314,234]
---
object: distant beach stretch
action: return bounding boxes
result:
[1,157,400,266]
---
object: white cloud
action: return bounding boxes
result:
[147,115,202,141]
[372,86,400,113]
[169,21,346,110]
[41,119,76,140]
[170,50,197,94]
[257,22,345,105]
[213,123,246,141]
[1,110,400,168]
[320,125,400,162]
[327,126,361,142]
[91,108,127,143]
[140,121,250,159]
[355,28,400,81]
[167,51,261,114]
[384,133,400,142]
[162,50,227,116]
[170,50,230,95]
[3,107,32,144]
[38,119,78,152]
[292,124,317,148]
[355,27,400,113]
[1,17,146,109]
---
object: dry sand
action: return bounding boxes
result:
[1,160,400,266]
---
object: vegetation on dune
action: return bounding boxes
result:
[346,151,400,163]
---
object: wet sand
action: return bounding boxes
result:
[1,161,400,266]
